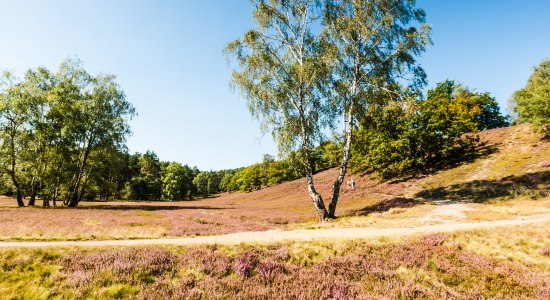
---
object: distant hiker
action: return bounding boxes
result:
[350,178,356,189]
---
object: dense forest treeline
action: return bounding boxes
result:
[1,58,546,206]
[0,55,339,205]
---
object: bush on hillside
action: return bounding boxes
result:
[512,60,550,137]
[351,80,509,179]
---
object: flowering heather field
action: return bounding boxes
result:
[1,125,548,241]
[1,232,549,299]
[0,168,401,241]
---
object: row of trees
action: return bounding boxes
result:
[0,55,338,205]
[4,59,533,204]
[0,59,135,207]
[206,146,340,194]
[0,125,337,204]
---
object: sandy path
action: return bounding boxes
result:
[419,200,474,223]
[1,213,549,248]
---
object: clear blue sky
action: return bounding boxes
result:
[0,1,548,170]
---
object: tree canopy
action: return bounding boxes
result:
[227,0,430,220]
[0,59,136,206]
[512,60,550,137]
[351,80,509,179]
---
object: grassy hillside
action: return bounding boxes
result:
[0,124,549,299]
[411,124,549,199]
[0,124,548,241]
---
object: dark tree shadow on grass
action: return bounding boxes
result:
[75,205,231,211]
[350,197,424,216]
[415,171,550,203]
[387,141,499,184]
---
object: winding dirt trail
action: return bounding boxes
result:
[1,213,549,248]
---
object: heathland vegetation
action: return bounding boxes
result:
[2,229,549,299]
[1,1,549,298]
[1,121,549,298]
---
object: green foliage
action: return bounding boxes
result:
[312,139,343,172]
[0,59,136,206]
[121,151,164,200]
[228,0,432,219]
[512,60,550,136]
[324,0,431,123]
[351,81,509,179]
[351,99,421,178]
[225,0,328,156]
[161,162,194,200]
[234,164,264,192]
[194,154,306,195]
[0,65,210,204]
[193,171,211,197]
[119,151,198,201]
[0,60,217,204]
[472,92,510,130]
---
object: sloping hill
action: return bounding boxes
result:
[0,124,548,241]
[215,123,550,220]
[409,124,549,200]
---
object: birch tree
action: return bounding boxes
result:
[226,0,333,220]
[57,60,135,206]
[227,0,430,220]
[20,67,54,206]
[323,0,431,217]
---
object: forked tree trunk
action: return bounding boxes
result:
[67,144,93,207]
[28,190,36,206]
[8,169,24,207]
[305,167,329,221]
[78,168,92,203]
[299,119,330,221]
[328,106,354,218]
[8,170,24,207]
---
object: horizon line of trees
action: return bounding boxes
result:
[0,57,517,206]
[0,66,540,206]
[1,59,545,208]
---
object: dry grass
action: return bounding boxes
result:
[1,232,549,299]
[464,196,550,221]
[409,124,550,198]
[294,201,438,230]
[449,221,550,273]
